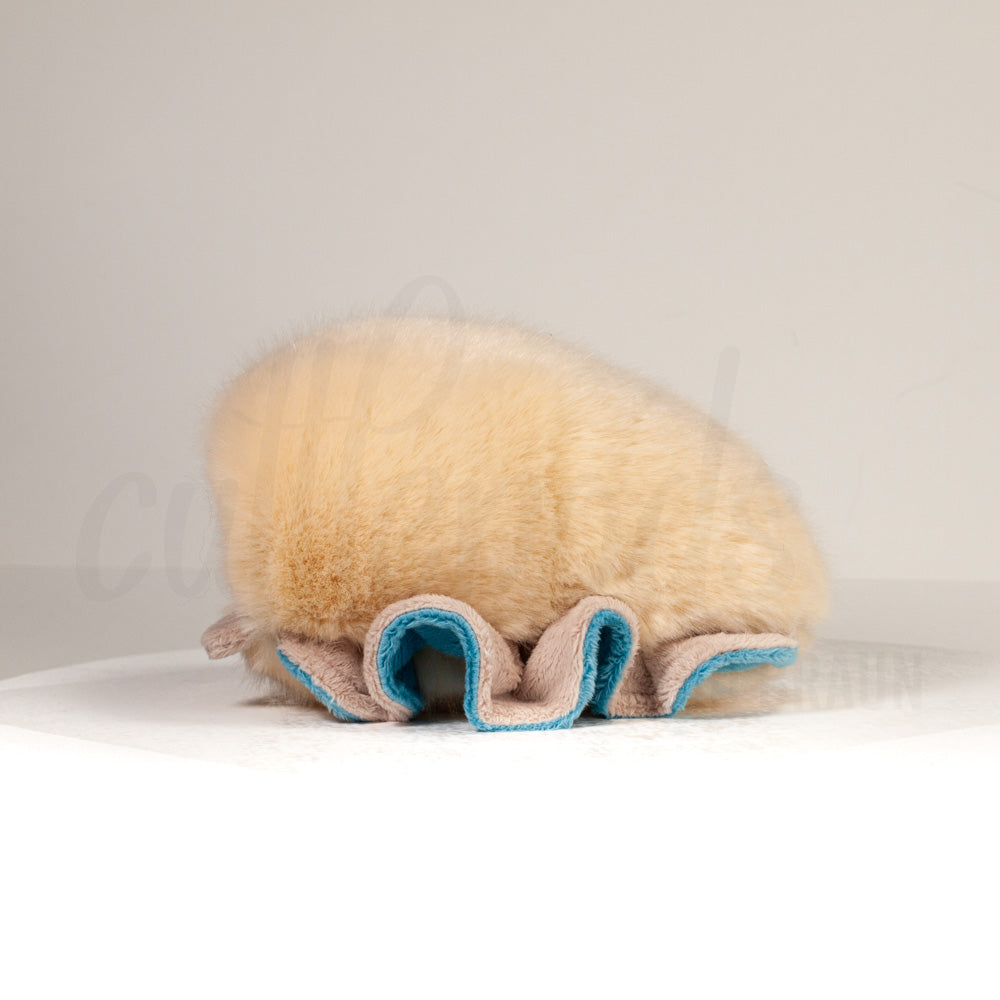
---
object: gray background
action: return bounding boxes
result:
[2,2,998,668]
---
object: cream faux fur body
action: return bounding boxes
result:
[206,316,828,702]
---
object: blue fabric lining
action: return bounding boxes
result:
[375,606,635,732]
[278,611,795,729]
[668,645,797,716]
[599,644,797,719]
[375,614,465,717]
[276,647,363,723]
[589,611,636,718]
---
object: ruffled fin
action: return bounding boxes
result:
[252,597,797,730]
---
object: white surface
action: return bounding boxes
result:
[1,639,998,769]
[4,3,1000,991]
[3,2,1000,581]
[2,638,998,996]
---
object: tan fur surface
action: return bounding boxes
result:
[205,316,829,695]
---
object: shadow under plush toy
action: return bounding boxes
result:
[201,316,829,730]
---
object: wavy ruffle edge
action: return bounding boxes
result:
[273,594,797,732]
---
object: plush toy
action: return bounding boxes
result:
[201,316,828,730]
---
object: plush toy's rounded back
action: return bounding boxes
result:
[206,316,828,699]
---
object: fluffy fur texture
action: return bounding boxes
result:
[205,315,829,708]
